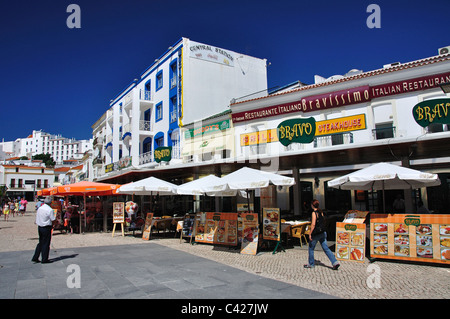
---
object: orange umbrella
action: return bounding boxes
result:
[51,181,121,232]
[37,187,57,196]
[52,181,120,196]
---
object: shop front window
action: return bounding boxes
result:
[427,173,450,213]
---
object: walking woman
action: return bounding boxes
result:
[3,201,10,221]
[304,199,340,270]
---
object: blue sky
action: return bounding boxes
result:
[0,0,449,143]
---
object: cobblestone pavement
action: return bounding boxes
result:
[0,210,449,299]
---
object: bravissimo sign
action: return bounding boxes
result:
[232,72,450,123]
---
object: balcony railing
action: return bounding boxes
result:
[139,120,152,131]
[372,126,396,140]
[140,90,152,101]
[314,132,354,148]
[139,151,153,165]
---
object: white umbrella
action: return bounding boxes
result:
[328,162,440,212]
[328,163,440,190]
[216,167,295,190]
[117,176,178,216]
[205,167,295,208]
[116,176,178,195]
[176,174,233,196]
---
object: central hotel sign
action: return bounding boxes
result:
[232,72,450,123]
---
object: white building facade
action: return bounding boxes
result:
[231,51,450,215]
[9,130,92,164]
[92,37,268,180]
[0,163,54,201]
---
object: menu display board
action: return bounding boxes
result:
[194,212,238,246]
[370,214,450,265]
[240,213,259,255]
[262,208,280,241]
[336,223,366,263]
[113,202,125,223]
[142,213,154,240]
[50,200,63,229]
[182,214,196,237]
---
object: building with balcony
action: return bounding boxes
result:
[93,37,268,180]
[230,49,450,215]
[96,43,450,217]
[6,130,92,164]
[0,163,54,201]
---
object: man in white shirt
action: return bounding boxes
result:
[32,196,56,264]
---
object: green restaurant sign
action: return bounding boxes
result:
[154,146,172,163]
[404,215,421,227]
[184,119,230,139]
[412,98,450,127]
[344,224,358,231]
[277,117,316,146]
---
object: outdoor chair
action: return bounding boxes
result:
[290,223,311,247]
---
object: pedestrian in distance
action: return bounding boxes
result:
[304,199,340,270]
[14,199,19,217]
[10,200,15,217]
[35,197,44,210]
[3,202,9,222]
[31,196,56,264]
[19,197,28,216]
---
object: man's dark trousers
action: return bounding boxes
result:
[32,226,52,262]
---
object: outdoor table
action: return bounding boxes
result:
[281,220,310,234]
[150,217,182,235]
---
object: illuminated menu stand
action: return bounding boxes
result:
[370,214,450,265]
[335,210,369,263]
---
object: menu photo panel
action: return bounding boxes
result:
[370,214,450,265]
[262,208,280,241]
[336,222,366,263]
[240,213,259,255]
[194,212,238,246]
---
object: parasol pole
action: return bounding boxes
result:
[382,180,386,213]
[83,193,87,233]
[246,188,250,212]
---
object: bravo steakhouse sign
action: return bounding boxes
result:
[232,72,450,123]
